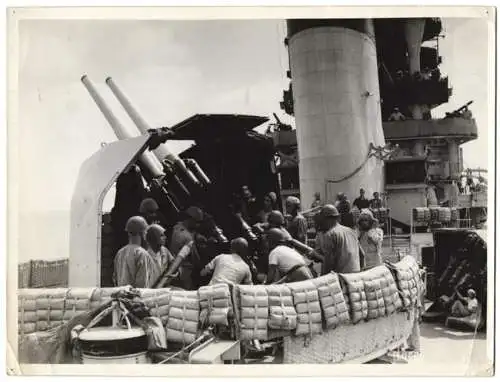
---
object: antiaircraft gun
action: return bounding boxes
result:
[79,75,276,288]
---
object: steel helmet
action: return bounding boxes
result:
[268,210,285,226]
[185,206,204,222]
[145,223,166,244]
[286,196,301,207]
[125,216,148,234]
[320,204,340,218]
[139,198,159,214]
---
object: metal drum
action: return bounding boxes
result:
[78,327,151,364]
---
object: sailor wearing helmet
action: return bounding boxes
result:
[113,216,156,288]
[315,205,363,274]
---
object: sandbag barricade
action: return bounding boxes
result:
[386,256,421,309]
[166,290,200,345]
[288,280,323,336]
[198,283,233,328]
[234,285,269,341]
[312,273,350,330]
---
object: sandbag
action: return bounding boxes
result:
[266,284,297,331]
[387,256,421,309]
[288,280,322,336]
[65,288,98,322]
[166,290,200,345]
[312,273,350,329]
[339,273,368,324]
[141,290,172,326]
[361,266,402,320]
[199,283,232,328]
[237,285,269,341]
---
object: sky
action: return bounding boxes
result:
[15,17,491,214]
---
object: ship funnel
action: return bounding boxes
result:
[81,75,164,177]
[105,76,201,187]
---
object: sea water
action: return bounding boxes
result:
[17,210,70,263]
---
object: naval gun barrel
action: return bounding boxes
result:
[81,75,180,214]
[81,75,164,178]
[105,77,201,188]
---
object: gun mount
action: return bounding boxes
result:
[79,75,278,288]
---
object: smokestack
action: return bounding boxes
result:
[81,75,164,177]
[105,77,201,187]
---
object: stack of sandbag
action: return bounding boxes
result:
[288,280,322,336]
[199,283,232,328]
[386,256,420,309]
[266,284,297,332]
[413,207,428,223]
[65,288,98,323]
[236,285,269,341]
[339,273,368,324]
[438,207,451,223]
[361,266,403,319]
[429,207,440,222]
[27,289,68,332]
[140,288,172,326]
[166,290,200,345]
[312,272,350,329]
[18,290,42,335]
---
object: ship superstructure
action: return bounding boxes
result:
[275,18,484,231]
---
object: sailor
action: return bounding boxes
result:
[357,209,384,270]
[388,107,406,122]
[239,185,259,224]
[369,192,384,209]
[353,188,370,210]
[169,206,204,290]
[139,197,168,227]
[450,288,479,318]
[285,196,308,244]
[200,238,253,286]
[314,205,363,274]
[113,216,155,288]
[266,228,313,283]
[336,193,355,229]
[256,192,278,223]
[254,210,292,240]
[145,224,176,285]
[310,192,322,209]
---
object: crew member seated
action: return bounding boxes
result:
[450,288,479,318]
[266,228,313,284]
[388,107,406,121]
[200,238,253,286]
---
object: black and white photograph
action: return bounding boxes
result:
[6,6,495,375]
